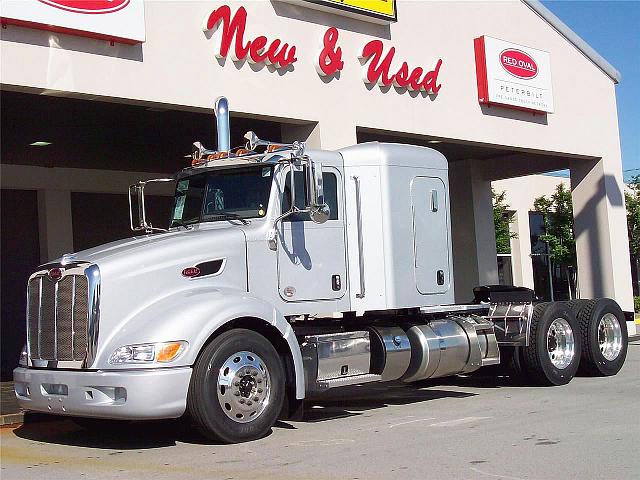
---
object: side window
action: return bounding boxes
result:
[281,170,339,221]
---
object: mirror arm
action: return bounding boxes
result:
[128,178,175,233]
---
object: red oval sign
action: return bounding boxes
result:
[38,0,130,14]
[182,267,201,278]
[500,49,538,79]
[49,268,63,281]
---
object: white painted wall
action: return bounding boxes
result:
[0,0,633,311]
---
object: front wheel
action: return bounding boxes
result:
[187,329,285,443]
[522,302,581,386]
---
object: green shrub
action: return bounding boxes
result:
[635,296,640,314]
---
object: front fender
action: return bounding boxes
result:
[94,286,305,399]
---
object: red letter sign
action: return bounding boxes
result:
[204,5,297,69]
[360,40,442,94]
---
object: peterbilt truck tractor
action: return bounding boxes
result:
[14,97,629,443]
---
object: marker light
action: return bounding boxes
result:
[156,342,186,363]
[266,144,284,153]
[109,341,187,364]
[235,148,251,155]
[208,152,228,160]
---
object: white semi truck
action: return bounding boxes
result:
[14,97,628,443]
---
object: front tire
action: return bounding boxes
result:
[522,302,581,386]
[569,298,628,376]
[187,329,285,443]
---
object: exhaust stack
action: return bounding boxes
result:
[214,96,230,153]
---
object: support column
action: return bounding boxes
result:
[449,159,498,302]
[38,189,74,263]
[510,209,534,289]
[570,158,634,318]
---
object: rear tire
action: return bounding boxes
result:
[522,302,581,386]
[569,298,628,376]
[187,329,285,443]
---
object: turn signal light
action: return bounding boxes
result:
[156,342,186,363]
[266,144,284,153]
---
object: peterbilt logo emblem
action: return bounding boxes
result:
[500,49,538,79]
[48,268,63,281]
[38,0,131,14]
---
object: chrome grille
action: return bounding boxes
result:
[27,273,90,362]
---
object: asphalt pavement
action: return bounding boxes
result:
[2,339,639,480]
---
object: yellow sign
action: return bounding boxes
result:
[299,0,397,22]
[327,0,396,18]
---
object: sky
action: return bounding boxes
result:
[541,0,640,181]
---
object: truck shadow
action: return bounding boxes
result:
[302,382,476,423]
[12,383,480,448]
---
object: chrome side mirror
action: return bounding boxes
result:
[128,178,175,233]
[306,158,330,224]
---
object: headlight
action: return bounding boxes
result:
[108,341,188,365]
[18,344,28,367]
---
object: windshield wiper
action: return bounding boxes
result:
[205,213,249,225]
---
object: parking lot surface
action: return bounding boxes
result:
[2,339,639,480]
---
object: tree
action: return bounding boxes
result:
[492,189,517,254]
[534,183,577,299]
[625,175,640,257]
[533,183,576,268]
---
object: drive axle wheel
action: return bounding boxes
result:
[568,298,628,376]
[523,302,581,386]
[187,329,285,443]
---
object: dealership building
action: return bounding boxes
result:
[0,0,635,377]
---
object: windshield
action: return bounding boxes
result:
[171,166,273,226]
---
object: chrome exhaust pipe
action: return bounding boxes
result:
[214,96,230,153]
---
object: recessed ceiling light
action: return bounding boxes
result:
[29,141,52,146]
[428,140,442,144]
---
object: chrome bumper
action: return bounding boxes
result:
[13,366,192,420]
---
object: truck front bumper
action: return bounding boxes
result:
[13,366,192,420]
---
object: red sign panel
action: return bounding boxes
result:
[500,49,538,79]
[38,0,130,14]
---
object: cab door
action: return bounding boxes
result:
[276,166,347,302]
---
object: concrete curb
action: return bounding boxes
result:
[0,412,24,427]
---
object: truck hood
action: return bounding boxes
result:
[54,221,248,268]
[53,224,251,367]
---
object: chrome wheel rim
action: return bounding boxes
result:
[598,313,623,361]
[217,351,271,423]
[547,318,575,369]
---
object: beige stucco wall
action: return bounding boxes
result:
[0,0,633,312]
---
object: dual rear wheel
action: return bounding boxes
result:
[507,299,628,385]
